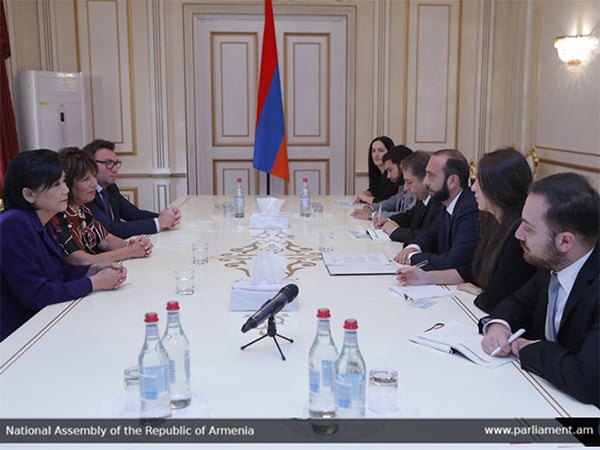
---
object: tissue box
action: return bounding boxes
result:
[230,279,299,311]
[249,213,289,229]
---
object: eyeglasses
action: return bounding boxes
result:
[96,159,122,170]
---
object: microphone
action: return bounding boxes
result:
[241,284,299,333]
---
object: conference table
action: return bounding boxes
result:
[0,196,597,427]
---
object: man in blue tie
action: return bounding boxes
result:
[84,139,181,239]
[481,173,599,406]
[394,149,480,270]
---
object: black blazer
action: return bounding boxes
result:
[388,198,443,243]
[490,244,599,406]
[86,184,159,239]
[457,229,536,314]
[371,173,397,203]
[410,188,480,270]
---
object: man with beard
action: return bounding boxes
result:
[373,151,443,242]
[480,173,599,406]
[351,145,415,220]
[394,149,479,270]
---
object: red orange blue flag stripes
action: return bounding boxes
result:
[253,0,289,182]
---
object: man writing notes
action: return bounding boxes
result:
[373,151,443,243]
[481,173,599,406]
[394,149,479,270]
[83,139,181,239]
[351,145,415,220]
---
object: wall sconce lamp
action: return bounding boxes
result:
[554,34,598,68]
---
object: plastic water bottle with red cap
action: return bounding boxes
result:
[334,318,366,417]
[308,308,339,418]
[162,301,191,409]
[138,312,171,418]
[234,177,245,218]
[300,177,311,217]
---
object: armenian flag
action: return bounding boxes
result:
[253,0,289,182]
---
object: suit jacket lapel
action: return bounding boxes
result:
[106,185,120,221]
[413,201,425,227]
[558,244,599,329]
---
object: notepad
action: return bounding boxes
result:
[409,321,517,368]
[367,228,389,241]
[322,252,397,275]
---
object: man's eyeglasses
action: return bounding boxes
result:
[96,159,122,170]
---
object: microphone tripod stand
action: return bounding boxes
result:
[240,314,293,360]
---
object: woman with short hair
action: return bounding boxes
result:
[0,149,126,341]
[50,147,153,265]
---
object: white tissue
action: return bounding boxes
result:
[256,196,285,214]
[250,197,289,229]
[230,251,298,311]
[248,251,287,285]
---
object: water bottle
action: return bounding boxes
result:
[162,301,191,409]
[334,318,366,417]
[308,308,339,418]
[234,177,245,218]
[138,312,171,418]
[300,177,311,217]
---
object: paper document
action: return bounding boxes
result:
[389,284,451,300]
[322,252,397,275]
[409,321,517,369]
[348,229,370,239]
[367,228,389,241]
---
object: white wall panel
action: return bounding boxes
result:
[187,5,350,196]
[211,34,256,145]
[285,34,329,145]
[406,0,459,151]
[77,0,135,153]
[213,160,257,195]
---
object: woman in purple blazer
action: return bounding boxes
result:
[0,150,127,341]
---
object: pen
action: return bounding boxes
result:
[414,260,428,269]
[377,204,382,222]
[393,259,428,277]
[490,328,526,357]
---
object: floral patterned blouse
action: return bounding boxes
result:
[51,205,108,255]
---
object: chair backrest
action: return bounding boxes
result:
[525,147,540,179]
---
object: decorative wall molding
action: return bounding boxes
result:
[37,0,57,71]
[284,32,331,146]
[210,32,257,147]
[147,0,169,168]
[472,0,494,158]
[76,0,136,154]
[372,0,391,136]
[155,182,169,211]
[406,0,460,151]
[120,186,138,206]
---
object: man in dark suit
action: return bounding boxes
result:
[481,173,599,406]
[394,149,480,270]
[375,151,443,243]
[83,139,181,239]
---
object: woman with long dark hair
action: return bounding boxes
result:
[396,147,536,313]
[354,136,398,204]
